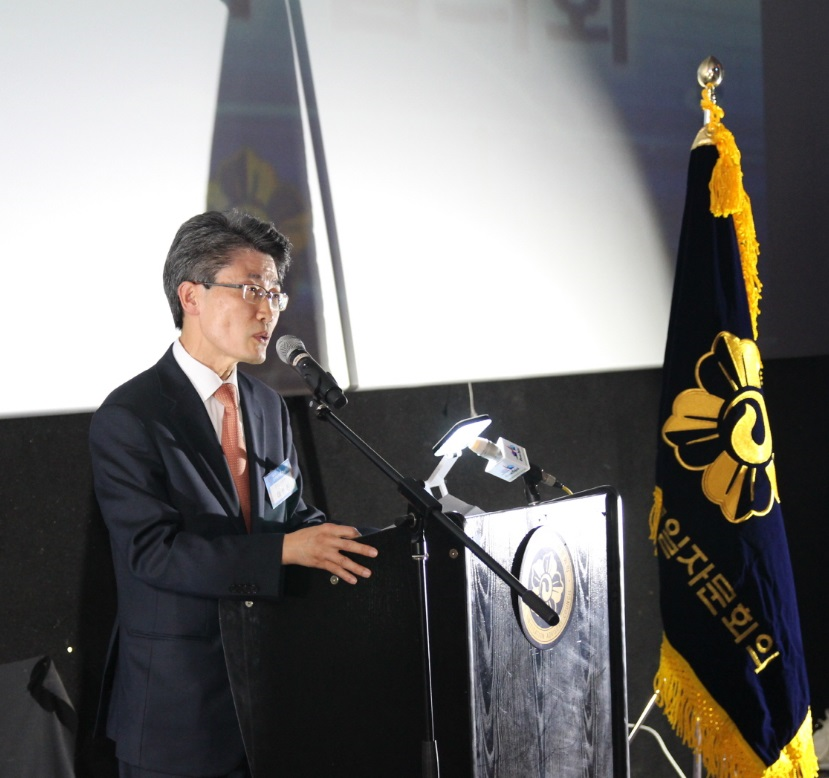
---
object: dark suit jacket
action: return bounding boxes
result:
[89,346,324,775]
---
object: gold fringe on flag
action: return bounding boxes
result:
[648,486,663,545]
[700,85,763,339]
[654,635,820,778]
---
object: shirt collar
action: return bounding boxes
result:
[172,339,239,403]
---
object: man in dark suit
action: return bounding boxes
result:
[89,210,377,777]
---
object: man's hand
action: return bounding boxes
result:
[282,523,378,584]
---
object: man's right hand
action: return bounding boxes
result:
[282,523,378,585]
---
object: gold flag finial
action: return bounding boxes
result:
[697,56,724,95]
[692,56,724,149]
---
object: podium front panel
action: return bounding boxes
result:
[219,487,628,777]
[461,488,628,777]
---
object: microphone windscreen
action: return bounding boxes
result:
[469,438,499,460]
[276,334,305,364]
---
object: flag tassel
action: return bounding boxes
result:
[701,85,762,339]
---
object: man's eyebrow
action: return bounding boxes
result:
[243,273,280,288]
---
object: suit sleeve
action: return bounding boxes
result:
[90,402,288,600]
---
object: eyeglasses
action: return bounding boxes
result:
[195,282,289,312]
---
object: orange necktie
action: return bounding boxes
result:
[214,383,251,532]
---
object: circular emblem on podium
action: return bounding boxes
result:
[514,525,575,649]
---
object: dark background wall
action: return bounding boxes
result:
[759,0,829,359]
[1,356,827,776]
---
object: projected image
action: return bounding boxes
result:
[0,0,763,416]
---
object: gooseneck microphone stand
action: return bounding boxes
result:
[312,402,559,778]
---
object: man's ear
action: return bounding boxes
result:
[178,281,201,317]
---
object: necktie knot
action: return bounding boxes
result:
[214,382,238,412]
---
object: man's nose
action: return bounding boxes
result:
[255,297,275,322]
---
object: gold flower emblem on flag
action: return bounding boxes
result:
[662,331,779,523]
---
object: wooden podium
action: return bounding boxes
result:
[219,487,629,777]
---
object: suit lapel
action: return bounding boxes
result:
[238,376,266,530]
[155,348,246,532]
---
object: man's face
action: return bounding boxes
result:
[182,247,282,378]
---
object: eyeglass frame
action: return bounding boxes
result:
[192,281,289,312]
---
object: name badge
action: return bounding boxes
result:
[264,459,297,508]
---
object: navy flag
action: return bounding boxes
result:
[649,85,818,776]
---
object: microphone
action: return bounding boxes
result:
[469,437,563,489]
[275,335,347,409]
[468,437,530,482]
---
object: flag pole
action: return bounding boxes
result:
[692,55,722,149]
